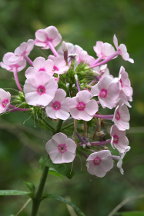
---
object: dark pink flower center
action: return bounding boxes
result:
[52,101,61,110]
[57,144,67,153]
[93,156,101,166]
[99,88,107,98]
[1,99,9,108]
[76,101,86,111]
[115,111,120,120]
[53,65,59,71]
[39,67,46,71]
[113,134,119,144]
[37,85,46,95]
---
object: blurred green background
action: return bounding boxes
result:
[0,0,144,215]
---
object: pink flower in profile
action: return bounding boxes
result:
[118,66,133,106]
[58,41,76,57]
[113,103,130,131]
[86,150,114,177]
[14,39,34,57]
[1,52,26,72]
[35,26,62,49]
[25,57,54,78]
[91,75,120,109]
[46,132,76,164]
[93,64,109,78]
[110,125,130,153]
[69,90,98,121]
[58,42,94,66]
[113,35,134,63]
[45,89,70,120]
[49,55,69,74]
[74,45,95,65]
[24,72,58,106]
[117,147,130,175]
[0,88,11,113]
[93,41,115,59]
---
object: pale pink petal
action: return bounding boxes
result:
[53,89,66,102]
[85,100,98,115]
[45,106,57,119]
[78,111,92,121]
[52,132,67,144]
[55,109,70,120]
[66,138,77,153]
[62,151,76,163]
[113,34,118,48]
[77,90,92,103]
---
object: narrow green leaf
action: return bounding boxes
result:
[44,193,86,216]
[121,211,144,216]
[0,190,31,196]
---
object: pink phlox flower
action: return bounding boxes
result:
[24,72,58,106]
[0,88,11,113]
[117,147,131,175]
[74,45,95,65]
[58,42,94,66]
[91,74,120,109]
[86,150,114,177]
[93,41,116,59]
[118,66,133,107]
[58,41,77,58]
[25,57,54,78]
[49,55,69,74]
[14,39,34,57]
[69,90,98,121]
[93,64,109,78]
[110,125,130,153]
[35,26,62,49]
[45,88,70,120]
[113,103,130,131]
[1,52,26,72]
[46,132,77,164]
[113,35,134,63]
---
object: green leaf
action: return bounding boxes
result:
[39,156,74,179]
[49,168,64,177]
[24,181,35,196]
[0,190,31,196]
[44,194,86,216]
[121,211,144,216]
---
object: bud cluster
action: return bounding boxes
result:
[0,26,134,177]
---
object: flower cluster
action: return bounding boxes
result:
[0,26,134,178]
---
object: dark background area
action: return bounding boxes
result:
[0,0,144,215]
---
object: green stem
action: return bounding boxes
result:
[31,120,63,216]
[31,166,49,216]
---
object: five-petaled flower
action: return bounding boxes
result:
[69,90,99,121]
[24,72,58,106]
[45,89,70,120]
[86,150,114,177]
[46,132,77,164]
[91,74,120,109]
